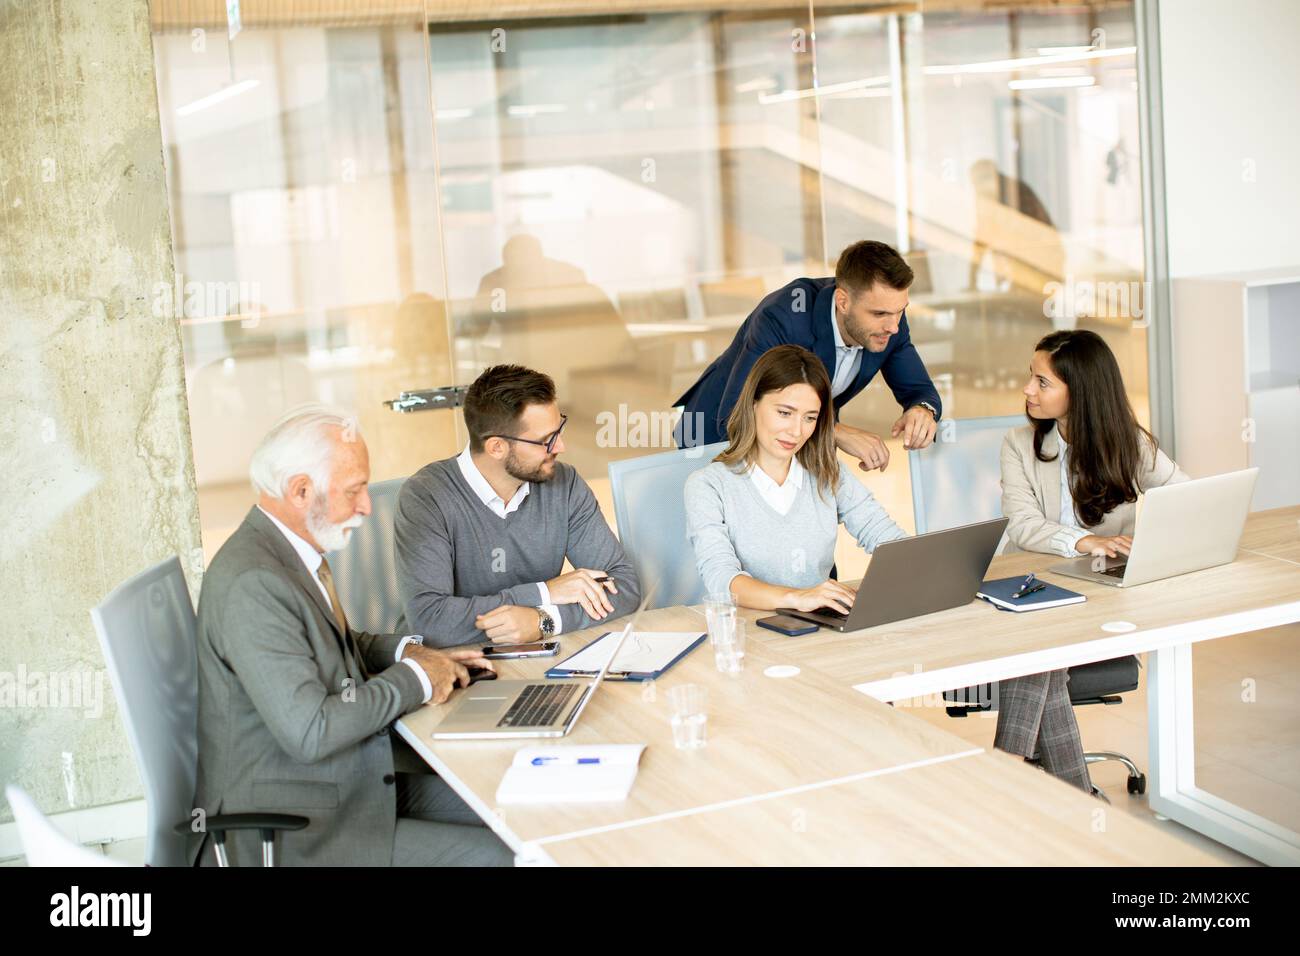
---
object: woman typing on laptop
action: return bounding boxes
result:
[1002,328,1188,561]
[997,329,1188,793]
[683,345,907,619]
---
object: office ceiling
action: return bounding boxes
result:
[150,0,1131,31]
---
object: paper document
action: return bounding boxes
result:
[550,631,704,676]
[495,744,646,804]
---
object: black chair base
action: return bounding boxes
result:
[944,656,1146,795]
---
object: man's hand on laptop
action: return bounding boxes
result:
[404,647,485,703]
[545,568,617,619]
[834,422,890,472]
[784,580,858,616]
[475,605,542,644]
[1076,534,1132,558]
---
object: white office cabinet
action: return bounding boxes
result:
[1173,268,1300,511]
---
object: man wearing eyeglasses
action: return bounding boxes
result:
[394,364,642,647]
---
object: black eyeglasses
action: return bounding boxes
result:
[484,414,567,454]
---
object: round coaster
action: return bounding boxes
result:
[1101,620,1137,634]
[764,664,801,679]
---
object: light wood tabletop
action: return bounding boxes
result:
[1239,505,1300,565]
[395,510,1297,865]
[536,750,1224,867]
[738,518,1300,702]
[397,604,981,851]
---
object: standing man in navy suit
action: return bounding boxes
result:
[673,241,942,472]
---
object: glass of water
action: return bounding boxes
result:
[703,591,736,648]
[669,683,708,749]
[714,618,746,675]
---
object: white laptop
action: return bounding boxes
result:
[432,600,644,740]
[1050,468,1258,588]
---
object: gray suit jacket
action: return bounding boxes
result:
[190,506,427,866]
[1000,422,1188,555]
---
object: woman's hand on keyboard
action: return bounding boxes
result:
[784,580,858,616]
[1076,534,1132,559]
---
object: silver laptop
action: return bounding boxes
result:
[1051,467,1258,588]
[778,517,1009,632]
[432,603,643,740]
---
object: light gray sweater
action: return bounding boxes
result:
[684,459,907,597]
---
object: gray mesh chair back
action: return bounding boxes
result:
[331,476,406,634]
[90,556,197,868]
[908,414,1024,535]
[608,442,726,610]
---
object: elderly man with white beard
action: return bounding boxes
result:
[188,405,512,866]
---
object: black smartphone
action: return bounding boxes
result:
[757,614,820,636]
[464,665,498,685]
[481,641,560,659]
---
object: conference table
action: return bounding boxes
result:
[397,507,1299,866]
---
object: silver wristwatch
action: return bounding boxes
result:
[913,401,939,421]
[536,607,556,636]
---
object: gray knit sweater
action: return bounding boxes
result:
[394,457,641,646]
[684,460,907,597]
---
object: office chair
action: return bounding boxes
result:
[908,416,1147,795]
[608,441,727,610]
[92,556,307,866]
[4,785,124,866]
[331,476,406,634]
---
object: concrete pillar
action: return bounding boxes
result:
[0,1,202,828]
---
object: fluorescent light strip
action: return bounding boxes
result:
[924,45,1135,75]
[507,103,566,117]
[758,74,890,104]
[176,78,259,117]
[435,108,473,121]
[1009,75,1096,90]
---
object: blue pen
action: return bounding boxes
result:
[531,756,602,766]
[1012,573,1038,599]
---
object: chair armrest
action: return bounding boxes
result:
[172,813,308,836]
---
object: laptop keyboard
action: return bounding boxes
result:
[497,683,579,728]
[1100,564,1128,578]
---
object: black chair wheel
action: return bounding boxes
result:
[1127,773,1147,795]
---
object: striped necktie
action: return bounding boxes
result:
[317,557,365,678]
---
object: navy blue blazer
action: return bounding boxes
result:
[672,277,942,447]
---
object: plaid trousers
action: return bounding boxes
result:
[994,669,1093,792]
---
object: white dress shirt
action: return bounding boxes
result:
[258,506,433,702]
[1053,436,1091,558]
[748,455,805,516]
[830,311,864,399]
[455,446,563,633]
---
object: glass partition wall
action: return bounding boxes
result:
[149,0,1150,565]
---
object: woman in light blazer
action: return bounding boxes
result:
[997,329,1188,794]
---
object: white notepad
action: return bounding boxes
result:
[495,744,646,805]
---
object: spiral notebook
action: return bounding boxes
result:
[977,576,1086,612]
